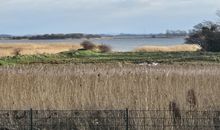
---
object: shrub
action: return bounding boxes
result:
[80,41,96,50]
[98,44,112,53]
[186,21,220,52]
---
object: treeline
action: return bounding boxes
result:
[166,30,188,37]
[10,33,102,40]
[112,31,187,39]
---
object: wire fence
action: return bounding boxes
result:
[0,109,219,130]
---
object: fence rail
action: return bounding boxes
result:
[0,109,219,130]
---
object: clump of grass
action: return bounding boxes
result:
[186,89,197,109]
[98,44,112,53]
[80,41,96,50]
[14,48,22,56]
[13,48,22,56]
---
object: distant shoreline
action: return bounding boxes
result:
[0,34,187,41]
[0,36,186,41]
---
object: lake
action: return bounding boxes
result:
[0,37,185,51]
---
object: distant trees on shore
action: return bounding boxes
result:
[186,11,220,52]
[11,33,101,40]
[166,30,187,37]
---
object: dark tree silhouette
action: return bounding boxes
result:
[186,21,220,52]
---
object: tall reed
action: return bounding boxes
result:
[0,64,219,110]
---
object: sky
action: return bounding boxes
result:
[0,0,220,35]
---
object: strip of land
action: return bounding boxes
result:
[0,50,220,65]
[0,43,81,57]
[135,44,201,52]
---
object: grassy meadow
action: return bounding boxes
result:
[0,64,219,111]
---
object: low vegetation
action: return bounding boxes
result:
[1,50,220,66]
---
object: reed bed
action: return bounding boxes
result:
[0,64,219,111]
[0,43,81,57]
[135,44,201,52]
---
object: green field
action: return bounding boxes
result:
[1,50,220,65]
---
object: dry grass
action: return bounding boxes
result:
[0,64,219,110]
[135,44,202,52]
[0,43,82,57]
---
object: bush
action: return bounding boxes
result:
[80,41,96,50]
[186,21,220,52]
[98,44,112,53]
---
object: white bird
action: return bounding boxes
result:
[151,62,159,66]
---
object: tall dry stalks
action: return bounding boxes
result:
[0,64,219,110]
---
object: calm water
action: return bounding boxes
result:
[0,37,185,51]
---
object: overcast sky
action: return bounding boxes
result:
[0,0,220,35]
